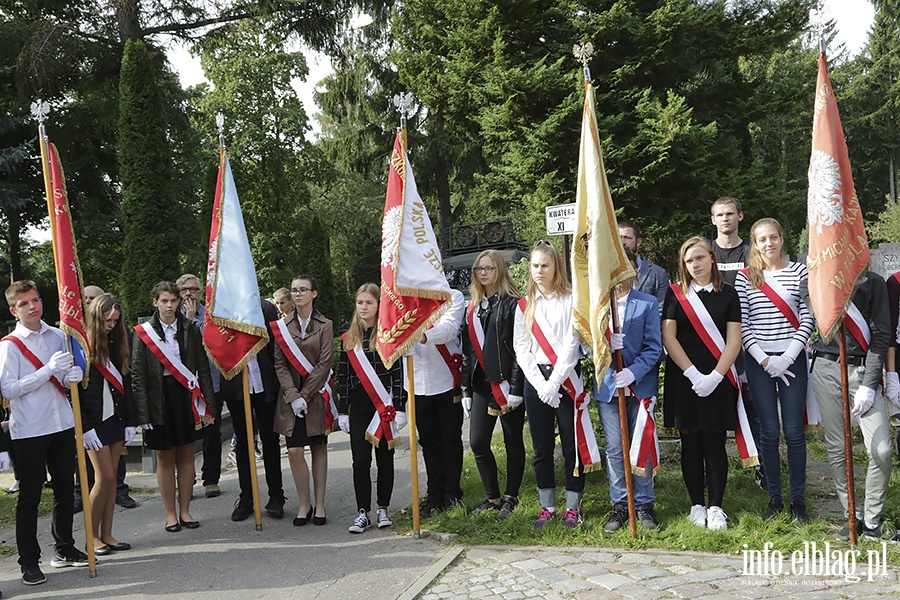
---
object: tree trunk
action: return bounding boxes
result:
[116,0,141,42]
[430,111,452,249]
[7,212,22,283]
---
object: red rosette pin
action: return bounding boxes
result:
[381,405,397,423]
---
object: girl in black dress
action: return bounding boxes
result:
[82,294,136,554]
[662,236,741,531]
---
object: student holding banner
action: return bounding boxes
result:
[514,240,595,530]
[132,281,216,532]
[338,283,404,533]
[811,272,896,542]
[887,271,899,413]
[81,294,137,554]
[594,250,663,532]
[736,219,815,523]
[461,250,526,522]
[662,237,744,531]
[273,275,334,527]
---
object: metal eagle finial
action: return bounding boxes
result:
[30,100,50,139]
[216,113,226,149]
[393,92,415,131]
[573,42,594,82]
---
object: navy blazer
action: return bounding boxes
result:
[636,256,669,314]
[593,288,662,403]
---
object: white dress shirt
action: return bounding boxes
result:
[513,290,580,391]
[403,289,466,396]
[0,322,76,439]
[160,321,181,377]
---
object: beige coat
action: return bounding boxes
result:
[273,310,334,437]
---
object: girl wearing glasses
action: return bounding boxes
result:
[461,250,526,521]
[513,240,586,529]
[81,294,137,554]
[273,275,334,526]
[338,283,404,533]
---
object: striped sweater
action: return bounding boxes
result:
[735,261,815,364]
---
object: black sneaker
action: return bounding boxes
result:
[837,518,863,542]
[764,499,784,521]
[231,498,254,521]
[603,503,629,532]
[638,505,659,531]
[861,521,900,543]
[50,548,89,568]
[265,496,285,519]
[73,495,83,514]
[116,494,137,509]
[755,467,766,491]
[22,563,46,585]
[421,498,444,517]
[790,500,809,524]
[496,496,518,521]
[468,498,501,516]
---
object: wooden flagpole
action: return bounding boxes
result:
[838,321,857,547]
[242,367,263,530]
[608,290,637,539]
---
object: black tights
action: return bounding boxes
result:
[680,429,727,508]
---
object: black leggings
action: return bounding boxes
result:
[349,386,394,511]
[469,388,526,499]
[680,429,728,508]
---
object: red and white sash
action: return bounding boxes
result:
[604,324,659,476]
[0,335,68,397]
[844,302,870,352]
[517,299,601,474]
[134,322,211,429]
[739,269,819,428]
[467,304,511,414]
[95,360,125,397]
[271,319,337,434]
[435,343,462,390]
[670,284,759,467]
[342,333,400,448]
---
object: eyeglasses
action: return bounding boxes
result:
[291,287,312,295]
[473,266,495,274]
[180,286,201,293]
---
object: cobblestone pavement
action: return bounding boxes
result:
[420,545,900,600]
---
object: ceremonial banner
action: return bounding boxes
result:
[571,82,636,380]
[806,52,869,344]
[44,141,90,376]
[204,149,268,379]
[377,131,451,368]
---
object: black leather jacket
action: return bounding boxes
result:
[462,294,524,404]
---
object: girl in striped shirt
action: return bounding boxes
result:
[735,218,814,523]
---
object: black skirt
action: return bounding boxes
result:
[285,414,328,449]
[143,377,203,451]
[95,414,125,446]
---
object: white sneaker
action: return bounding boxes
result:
[688,504,707,528]
[707,506,728,531]
[376,507,393,528]
[348,509,371,533]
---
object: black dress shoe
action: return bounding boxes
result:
[231,499,254,522]
[165,522,182,533]
[92,545,112,556]
[116,494,137,509]
[293,506,313,526]
[179,519,200,529]
[265,497,285,519]
[107,542,132,551]
[312,514,327,526]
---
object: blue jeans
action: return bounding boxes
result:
[598,396,655,507]
[745,353,808,503]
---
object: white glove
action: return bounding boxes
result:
[886,372,900,409]
[394,411,408,430]
[507,394,524,409]
[609,333,624,352]
[65,365,83,384]
[47,351,73,374]
[83,429,103,451]
[538,382,561,408]
[614,368,636,389]
[0,451,9,472]
[338,415,350,433]
[140,423,154,431]
[851,385,876,417]
[461,396,472,416]
[124,427,137,444]
[763,355,793,378]
[290,397,308,417]
[693,371,724,398]
[683,366,703,388]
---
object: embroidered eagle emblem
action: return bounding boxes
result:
[807,150,844,235]
[381,205,403,269]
